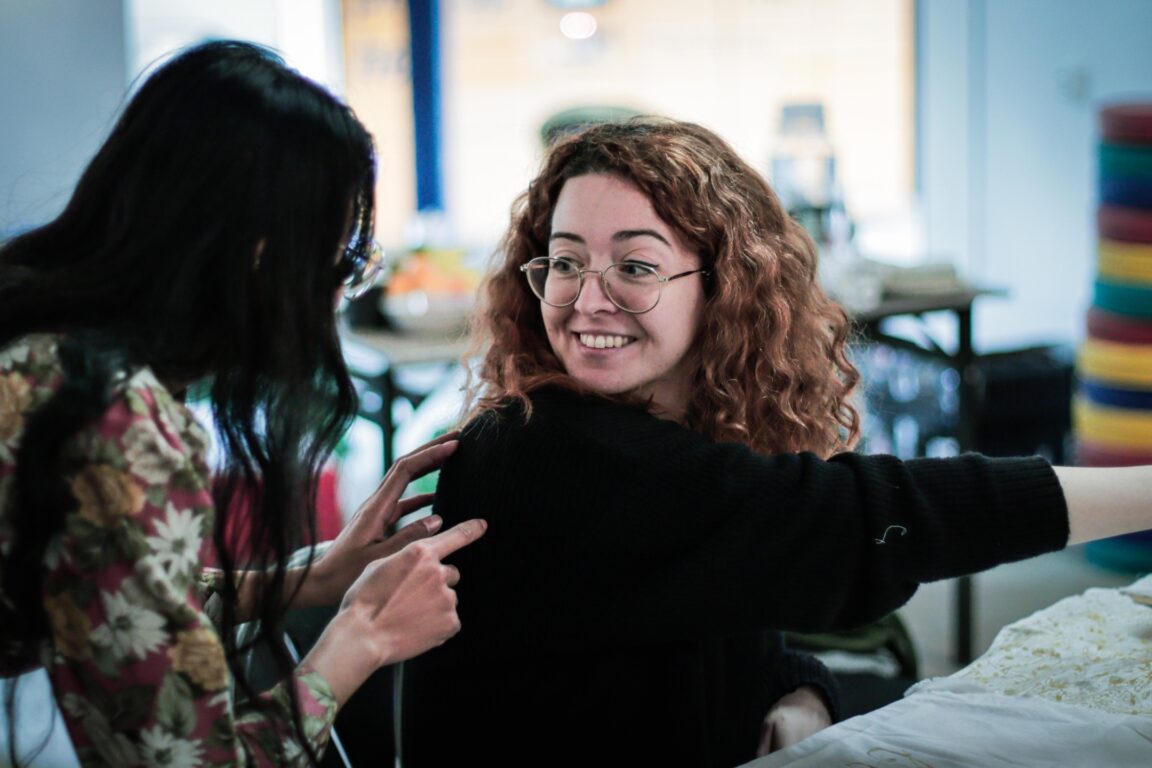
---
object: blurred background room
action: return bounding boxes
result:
[3,2,1152,760]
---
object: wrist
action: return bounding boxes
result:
[286,541,348,609]
[776,686,833,723]
[285,563,326,610]
[304,607,385,708]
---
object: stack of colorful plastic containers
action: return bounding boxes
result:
[1076,102,1152,571]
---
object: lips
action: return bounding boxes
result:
[577,332,635,349]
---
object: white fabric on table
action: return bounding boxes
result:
[951,585,1152,716]
[743,678,1152,768]
[743,576,1152,767]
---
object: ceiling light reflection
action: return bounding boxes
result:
[560,12,597,40]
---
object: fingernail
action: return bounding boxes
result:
[425,515,443,532]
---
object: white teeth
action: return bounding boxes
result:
[579,333,631,349]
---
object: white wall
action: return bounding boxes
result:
[125,0,345,92]
[919,0,1152,351]
[0,0,345,236]
[0,0,128,235]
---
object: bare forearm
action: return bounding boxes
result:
[221,566,326,624]
[1054,465,1152,545]
[228,514,453,622]
[300,610,381,708]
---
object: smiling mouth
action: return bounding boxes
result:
[578,333,635,349]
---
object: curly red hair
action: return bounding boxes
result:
[466,117,860,457]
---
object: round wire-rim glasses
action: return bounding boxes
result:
[341,241,386,300]
[520,255,708,314]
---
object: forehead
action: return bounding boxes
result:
[550,173,668,238]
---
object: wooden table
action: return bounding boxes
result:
[341,322,470,469]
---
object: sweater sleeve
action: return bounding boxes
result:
[434,388,1069,650]
[769,648,842,723]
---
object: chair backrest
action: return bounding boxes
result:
[786,611,920,681]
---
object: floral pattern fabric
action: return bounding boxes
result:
[0,334,336,766]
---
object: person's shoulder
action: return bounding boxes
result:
[0,332,63,384]
[1,334,65,460]
[461,386,655,441]
[53,350,213,485]
[115,368,212,465]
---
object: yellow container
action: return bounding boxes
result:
[1098,238,1152,283]
[1075,396,1152,449]
[1078,338,1152,387]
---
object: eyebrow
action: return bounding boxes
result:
[549,229,672,247]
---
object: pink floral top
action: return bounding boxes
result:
[0,335,337,766]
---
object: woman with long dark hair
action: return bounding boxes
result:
[0,40,484,766]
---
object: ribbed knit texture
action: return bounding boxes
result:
[773,648,842,722]
[400,387,1069,768]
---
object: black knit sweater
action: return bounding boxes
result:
[399,387,1069,767]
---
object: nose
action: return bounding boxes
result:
[573,269,617,313]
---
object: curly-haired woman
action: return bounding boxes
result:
[398,117,1152,768]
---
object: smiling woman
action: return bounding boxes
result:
[397,117,866,767]
[397,116,1152,768]
[533,174,709,417]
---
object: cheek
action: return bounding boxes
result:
[541,307,567,345]
[683,292,707,335]
[655,298,701,340]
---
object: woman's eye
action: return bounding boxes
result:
[550,257,580,275]
[617,261,657,278]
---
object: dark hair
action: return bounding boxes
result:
[0,39,375,764]
[469,117,859,457]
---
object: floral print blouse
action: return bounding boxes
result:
[0,335,337,766]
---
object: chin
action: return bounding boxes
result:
[570,373,633,397]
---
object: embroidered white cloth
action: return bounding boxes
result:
[743,576,1152,767]
[951,584,1152,716]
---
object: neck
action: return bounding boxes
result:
[644,395,688,425]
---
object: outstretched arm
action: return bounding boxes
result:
[435,390,1072,644]
[1055,465,1152,545]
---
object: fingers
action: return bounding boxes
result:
[385,433,461,485]
[424,519,488,559]
[369,440,460,525]
[386,514,444,549]
[443,563,460,587]
[418,429,461,449]
[396,492,436,518]
[756,719,775,757]
[390,438,459,481]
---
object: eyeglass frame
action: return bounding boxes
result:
[339,240,386,300]
[519,255,709,315]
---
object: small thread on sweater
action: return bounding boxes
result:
[875,525,908,545]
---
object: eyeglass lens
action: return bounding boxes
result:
[344,243,385,300]
[525,258,661,313]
